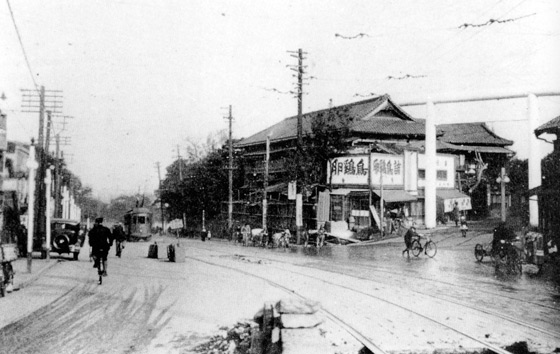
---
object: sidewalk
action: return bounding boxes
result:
[353,221,494,248]
[3,255,59,293]
[0,255,63,331]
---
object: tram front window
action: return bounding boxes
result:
[138,216,146,224]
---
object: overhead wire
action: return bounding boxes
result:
[5,0,39,91]
[431,0,531,66]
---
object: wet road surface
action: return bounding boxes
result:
[1,229,558,353]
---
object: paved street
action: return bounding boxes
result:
[1,226,559,353]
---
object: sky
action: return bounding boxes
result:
[1,0,559,202]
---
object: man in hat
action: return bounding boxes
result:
[88,217,112,278]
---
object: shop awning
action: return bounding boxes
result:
[372,189,417,202]
[436,189,472,212]
[330,188,369,196]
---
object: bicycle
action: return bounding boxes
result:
[94,256,103,285]
[91,248,105,285]
[411,235,437,258]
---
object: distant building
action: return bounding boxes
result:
[1,140,30,244]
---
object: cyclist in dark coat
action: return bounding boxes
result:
[112,223,126,257]
[89,217,112,276]
[402,226,419,258]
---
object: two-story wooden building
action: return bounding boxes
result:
[232,94,513,234]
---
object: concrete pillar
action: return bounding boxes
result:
[528,94,540,227]
[424,101,437,229]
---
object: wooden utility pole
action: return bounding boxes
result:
[176,144,183,180]
[368,145,372,226]
[21,87,62,241]
[156,162,164,233]
[288,48,306,244]
[54,134,61,217]
[225,105,234,231]
[175,144,187,231]
[263,135,270,231]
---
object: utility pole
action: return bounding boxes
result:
[156,162,164,233]
[176,144,183,180]
[21,87,62,242]
[54,134,61,217]
[175,144,187,231]
[224,105,234,232]
[288,48,307,244]
[53,135,71,217]
[263,135,270,231]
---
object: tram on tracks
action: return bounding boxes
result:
[124,207,153,241]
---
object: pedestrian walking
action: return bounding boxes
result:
[460,215,468,237]
[241,223,251,246]
[317,225,326,248]
[453,202,460,227]
[89,217,112,279]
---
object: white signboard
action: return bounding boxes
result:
[328,154,404,186]
[168,218,184,229]
[418,154,455,188]
[443,197,472,212]
[296,194,303,226]
[370,154,404,186]
[288,181,296,200]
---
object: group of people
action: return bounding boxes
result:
[88,217,127,279]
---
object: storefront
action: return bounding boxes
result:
[327,154,418,232]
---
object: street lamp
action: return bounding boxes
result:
[496,167,510,222]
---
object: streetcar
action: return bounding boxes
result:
[124,207,153,241]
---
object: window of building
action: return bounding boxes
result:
[418,169,448,181]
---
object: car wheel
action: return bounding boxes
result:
[54,234,70,251]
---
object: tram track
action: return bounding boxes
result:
[219,240,560,312]
[185,245,559,354]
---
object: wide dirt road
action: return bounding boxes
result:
[0,236,291,354]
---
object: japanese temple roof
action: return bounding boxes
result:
[535,115,560,137]
[436,122,513,146]
[351,117,425,136]
[407,140,514,155]
[235,95,416,148]
[235,95,514,153]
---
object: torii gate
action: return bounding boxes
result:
[400,90,560,229]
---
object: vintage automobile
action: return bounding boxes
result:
[48,218,85,260]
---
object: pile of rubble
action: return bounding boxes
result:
[190,298,363,354]
[191,321,257,354]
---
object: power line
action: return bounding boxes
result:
[432,0,531,66]
[5,0,38,90]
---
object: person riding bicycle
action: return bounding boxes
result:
[89,217,112,277]
[402,226,425,258]
[112,222,126,257]
[402,226,417,257]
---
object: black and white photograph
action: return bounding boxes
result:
[0,1,559,353]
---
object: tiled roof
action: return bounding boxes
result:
[351,117,425,136]
[235,95,414,147]
[535,115,560,136]
[437,123,513,146]
[235,96,514,149]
